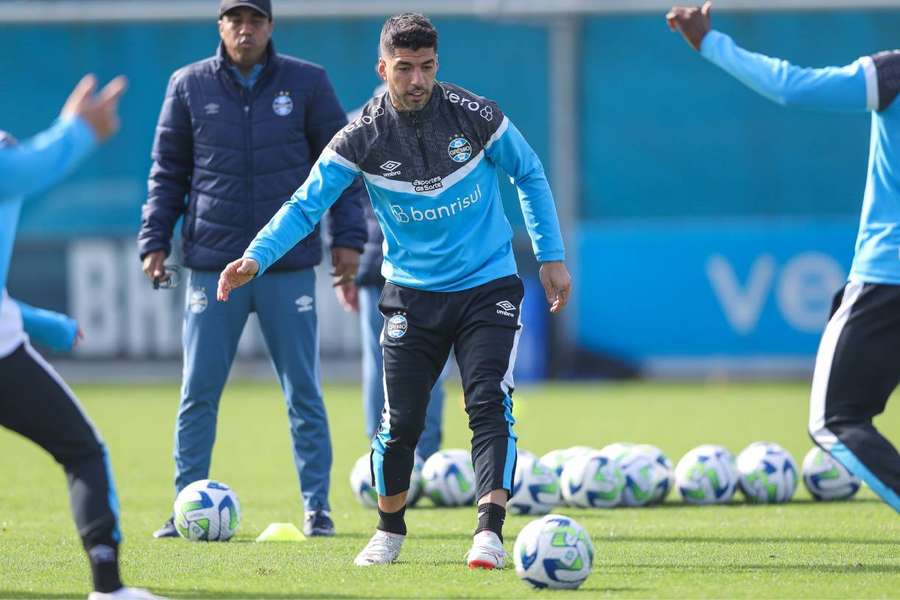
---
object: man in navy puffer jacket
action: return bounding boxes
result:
[137,0,366,538]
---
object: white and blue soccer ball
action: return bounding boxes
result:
[407,454,425,507]
[349,453,378,509]
[567,446,596,460]
[514,514,594,589]
[509,450,562,515]
[539,449,571,479]
[675,445,738,505]
[802,446,860,501]
[737,442,798,503]
[598,442,636,463]
[173,479,241,541]
[539,446,594,479]
[634,443,674,504]
[422,449,476,506]
[560,450,624,508]
[607,445,657,507]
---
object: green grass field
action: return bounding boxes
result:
[1,380,898,599]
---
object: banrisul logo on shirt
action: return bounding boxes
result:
[448,136,472,163]
[273,91,293,116]
[389,184,482,224]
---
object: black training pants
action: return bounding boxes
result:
[370,275,524,501]
[0,342,121,545]
[809,281,900,512]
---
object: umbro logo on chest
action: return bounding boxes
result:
[380,160,402,177]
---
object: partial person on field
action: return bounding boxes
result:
[218,13,572,568]
[0,75,165,599]
[137,0,367,539]
[339,85,448,466]
[668,1,900,513]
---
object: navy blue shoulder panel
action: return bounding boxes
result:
[873,51,900,111]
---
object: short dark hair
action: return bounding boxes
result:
[380,13,438,56]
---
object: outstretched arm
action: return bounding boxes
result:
[485,116,571,313]
[217,148,359,301]
[668,2,875,112]
[0,75,126,200]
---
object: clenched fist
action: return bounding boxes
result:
[667,1,713,51]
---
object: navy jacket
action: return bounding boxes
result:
[356,199,385,287]
[138,42,366,271]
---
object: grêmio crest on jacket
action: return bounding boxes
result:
[330,82,506,193]
[273,90,293,116]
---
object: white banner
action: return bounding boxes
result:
[66,238,361,359]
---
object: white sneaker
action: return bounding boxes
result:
[88,587,168,600]
[466,531,506,570]
[353,529,405,566]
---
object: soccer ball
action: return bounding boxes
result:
[675,445,738,505]
[514,514,594,589]
[422,449,476,506]
[560,450,624,508]
[350,452,425,509]
[598,442,635,463]
[509,450,562,515]
[349,453,378,509]
[173,479,240,541]
[408,455,425,507]
[567,445,595,458]
[611,446,657,507]
[539,446,594,479]
[538,449,570,479]
[802,446,860,501]
[737,441,798,503]
[634,443,674,504]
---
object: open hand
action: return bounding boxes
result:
[335,281,359,312]
[217,258,259,301]
[61,74,128,141]
[666,1,713,51]
[539,261,572,314]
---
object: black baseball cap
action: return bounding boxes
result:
[218,0,271,19]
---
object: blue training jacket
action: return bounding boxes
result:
[702,30,900,285]
[138,42,367,272]
[246,82,565,292]
[0,117,95,357]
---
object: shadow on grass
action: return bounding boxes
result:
[406,505,476,511]
[771,497,884,506]
[159,593,398,599]
[0,592,429,600]
[0,594,85,600]
[600,535,898,546]
[596,497,886,510]
[184,532,478,543]
[603,563,900,574]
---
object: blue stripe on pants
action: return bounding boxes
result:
[371,422,390,496]
[101,447,122,543]
[830,441,900,513]
[502,395,517,490]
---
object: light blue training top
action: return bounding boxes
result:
[245,83,564,292]
[701,30,900,285]
[0,116,95,356]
